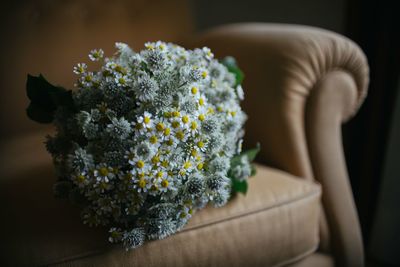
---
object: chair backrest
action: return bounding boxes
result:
[0,0,193,137]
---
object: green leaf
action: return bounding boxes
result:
[251,164,257,176]
[241,143,261,162]
[232,179,248,195]
[221,56,244,86]
[26,74,74,124]
[230,144,261,173]
[26,101,54,123]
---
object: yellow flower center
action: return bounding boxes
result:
[144,116,151,124]
[149,135,158,144]
[99,167,109,177]
[197,163,204,170]
[172,121,180,128]
[156,122,165,132]
[84,75,92,82]
[115,65,126,74]
[164,127,171,136]
[161,179,169,188]
[176,131,185,140]
[201,71,208,79]
[138,179,147,188]
[152,155,160,164]
[118,77,126,85]
[183,161,192,169]
[190,121,198,130]
[146,44,155,50]
[156,171,164,178]
[161,160,169,167]
[136,160,145,168]
[77,174,85,183]
[199,98,205,106]
[191,87,198,94]
[182,115,189,124]
[198,114,205,121]
[197,141,205,148]
[172,111,180,117]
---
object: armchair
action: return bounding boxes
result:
[0,2,368,266]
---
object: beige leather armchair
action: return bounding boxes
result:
[0,1,368,266]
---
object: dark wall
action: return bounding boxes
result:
[190,0,346,33]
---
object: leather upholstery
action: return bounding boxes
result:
[188,23,368,267]
[0,132,321,267]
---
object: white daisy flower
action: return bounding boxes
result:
[73,63,88,75]
[89,49,104,61]
[72,171,90,188]
[94,164,115,183]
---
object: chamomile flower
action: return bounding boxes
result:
[159,176,175,193]
[109,227,123,243]
[194,136,208,152]
[115,73,131,87]
[133,176,151,193]
[80,72,95,87]
[136,111,154,129]
[72,172,90,188]
[73,63,88,74]
[94,164,115,183]
[89,49,104,61]
[125,147,136,165]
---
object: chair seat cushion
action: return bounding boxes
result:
[0,132,321,267]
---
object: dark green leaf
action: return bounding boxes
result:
[241,143,261,162]
[26,102,54,123]
[53,181,72,199]
[26,74,74,124]
[251,164,257,176]
[230,154,242,168]
[232,179,248,195]
[69,188,87,207]
[221,56,244,86]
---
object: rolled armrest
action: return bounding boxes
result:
[187,23,369,267]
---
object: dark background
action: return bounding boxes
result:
[189,0,400,266]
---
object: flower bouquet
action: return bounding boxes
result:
[26,41,259,250]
